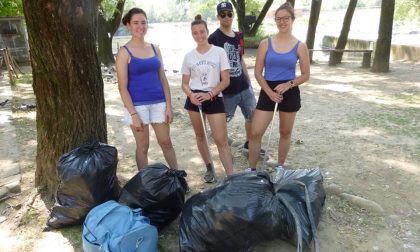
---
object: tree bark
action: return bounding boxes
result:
[306,0,322,62]
[329,0,358,66]
[22,0,107,196]
[371,0,395,73]
[97,0,125,66]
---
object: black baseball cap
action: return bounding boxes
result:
[217,2,233,14]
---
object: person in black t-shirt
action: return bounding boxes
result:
[208,2,265,161]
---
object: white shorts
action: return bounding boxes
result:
[124,102,166,125]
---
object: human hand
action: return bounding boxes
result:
[189,93,202,106]
[195,92,211,103]
[131,115,144,132]
[268,90,283,103]
[274,82,291,95]
[165,107,173,124]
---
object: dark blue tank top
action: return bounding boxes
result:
[124,45,165,105]
[264,38,299,81]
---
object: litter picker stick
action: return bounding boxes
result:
[262,102,279,170]
[198,105,218,182]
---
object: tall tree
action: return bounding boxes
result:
[371,0,395,72]
[97,0,125,66]
[329,0,358,66]
[231,0,274,36]
[22,0,107,195]
[287,0,295,7]
[306,0,322,62]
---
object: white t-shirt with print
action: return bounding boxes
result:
[181,45,230,96]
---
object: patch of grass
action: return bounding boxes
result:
[244,29,269,48]
[20,207,40,226]
[351,108,420,139]
[61,225,83,249]
[16,73,33,85]
[393,93,420,104]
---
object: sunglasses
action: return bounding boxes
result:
[219,12,233,19]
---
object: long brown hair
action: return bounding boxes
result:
[122,8,147,25]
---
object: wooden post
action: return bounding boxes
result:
[362,52,372,68]
[6,48,19,79]
[3,49,15,86]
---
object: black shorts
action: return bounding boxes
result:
[256,80,301,112]
[184,90,225,114]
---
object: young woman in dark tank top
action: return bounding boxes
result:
[247,3,310,181]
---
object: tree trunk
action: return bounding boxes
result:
[306,0,322,62]
[97,0,125,66]
[22,1,107,196]
[371,0,395,73]
[329,0,357,66]
[287,0,295,7]
[231,0,274,37]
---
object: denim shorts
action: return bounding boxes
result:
[224,87,256,122]
[124,102,166,125]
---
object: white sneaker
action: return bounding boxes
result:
[244,167,256,172]
[271,165,284,183]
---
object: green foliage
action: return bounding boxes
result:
[100,0,124,20]
[395,0,420,22]
[0,0,23,17]
[244,28,268,48]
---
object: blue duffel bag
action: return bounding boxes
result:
[82,200,158,252]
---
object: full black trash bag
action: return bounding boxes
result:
[274,168,326,249]
[46,142,120,229]
[179,169,325,252]
[118,163,188,230]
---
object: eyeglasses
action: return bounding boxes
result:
[275,16,292,23]
[220,12,233,19]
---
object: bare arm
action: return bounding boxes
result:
[116,47,144,130]
[155,45,173,123]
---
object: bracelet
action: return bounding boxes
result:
[289,80,295,88]
[208,90,215,101]
[130,112,137,116]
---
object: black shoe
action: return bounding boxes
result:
[243,141,266,156]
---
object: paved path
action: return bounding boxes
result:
[0,74,21,201]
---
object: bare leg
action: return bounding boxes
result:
[188,110,211,165]
[245,120,252,142]
[277,111,297,166]
[248,109,273,169]
[151,123,178,169]
[130,125,150,170]
[207,113,233,175]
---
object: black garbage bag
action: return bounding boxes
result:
[118,163,188,230]
[179,169,325,252]
[46,142,120,229]
[179,172,284,252]
[274,168,326,250]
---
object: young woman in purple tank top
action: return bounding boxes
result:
[247,3,310,180]
[116,8,178,170]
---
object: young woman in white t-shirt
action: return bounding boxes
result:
[181,15,234,182]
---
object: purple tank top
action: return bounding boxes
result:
[124,45,165,105]
[264,38,299,81]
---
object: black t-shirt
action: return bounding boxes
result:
[208,28,250,95]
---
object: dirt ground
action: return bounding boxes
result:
[0,56,419,252]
